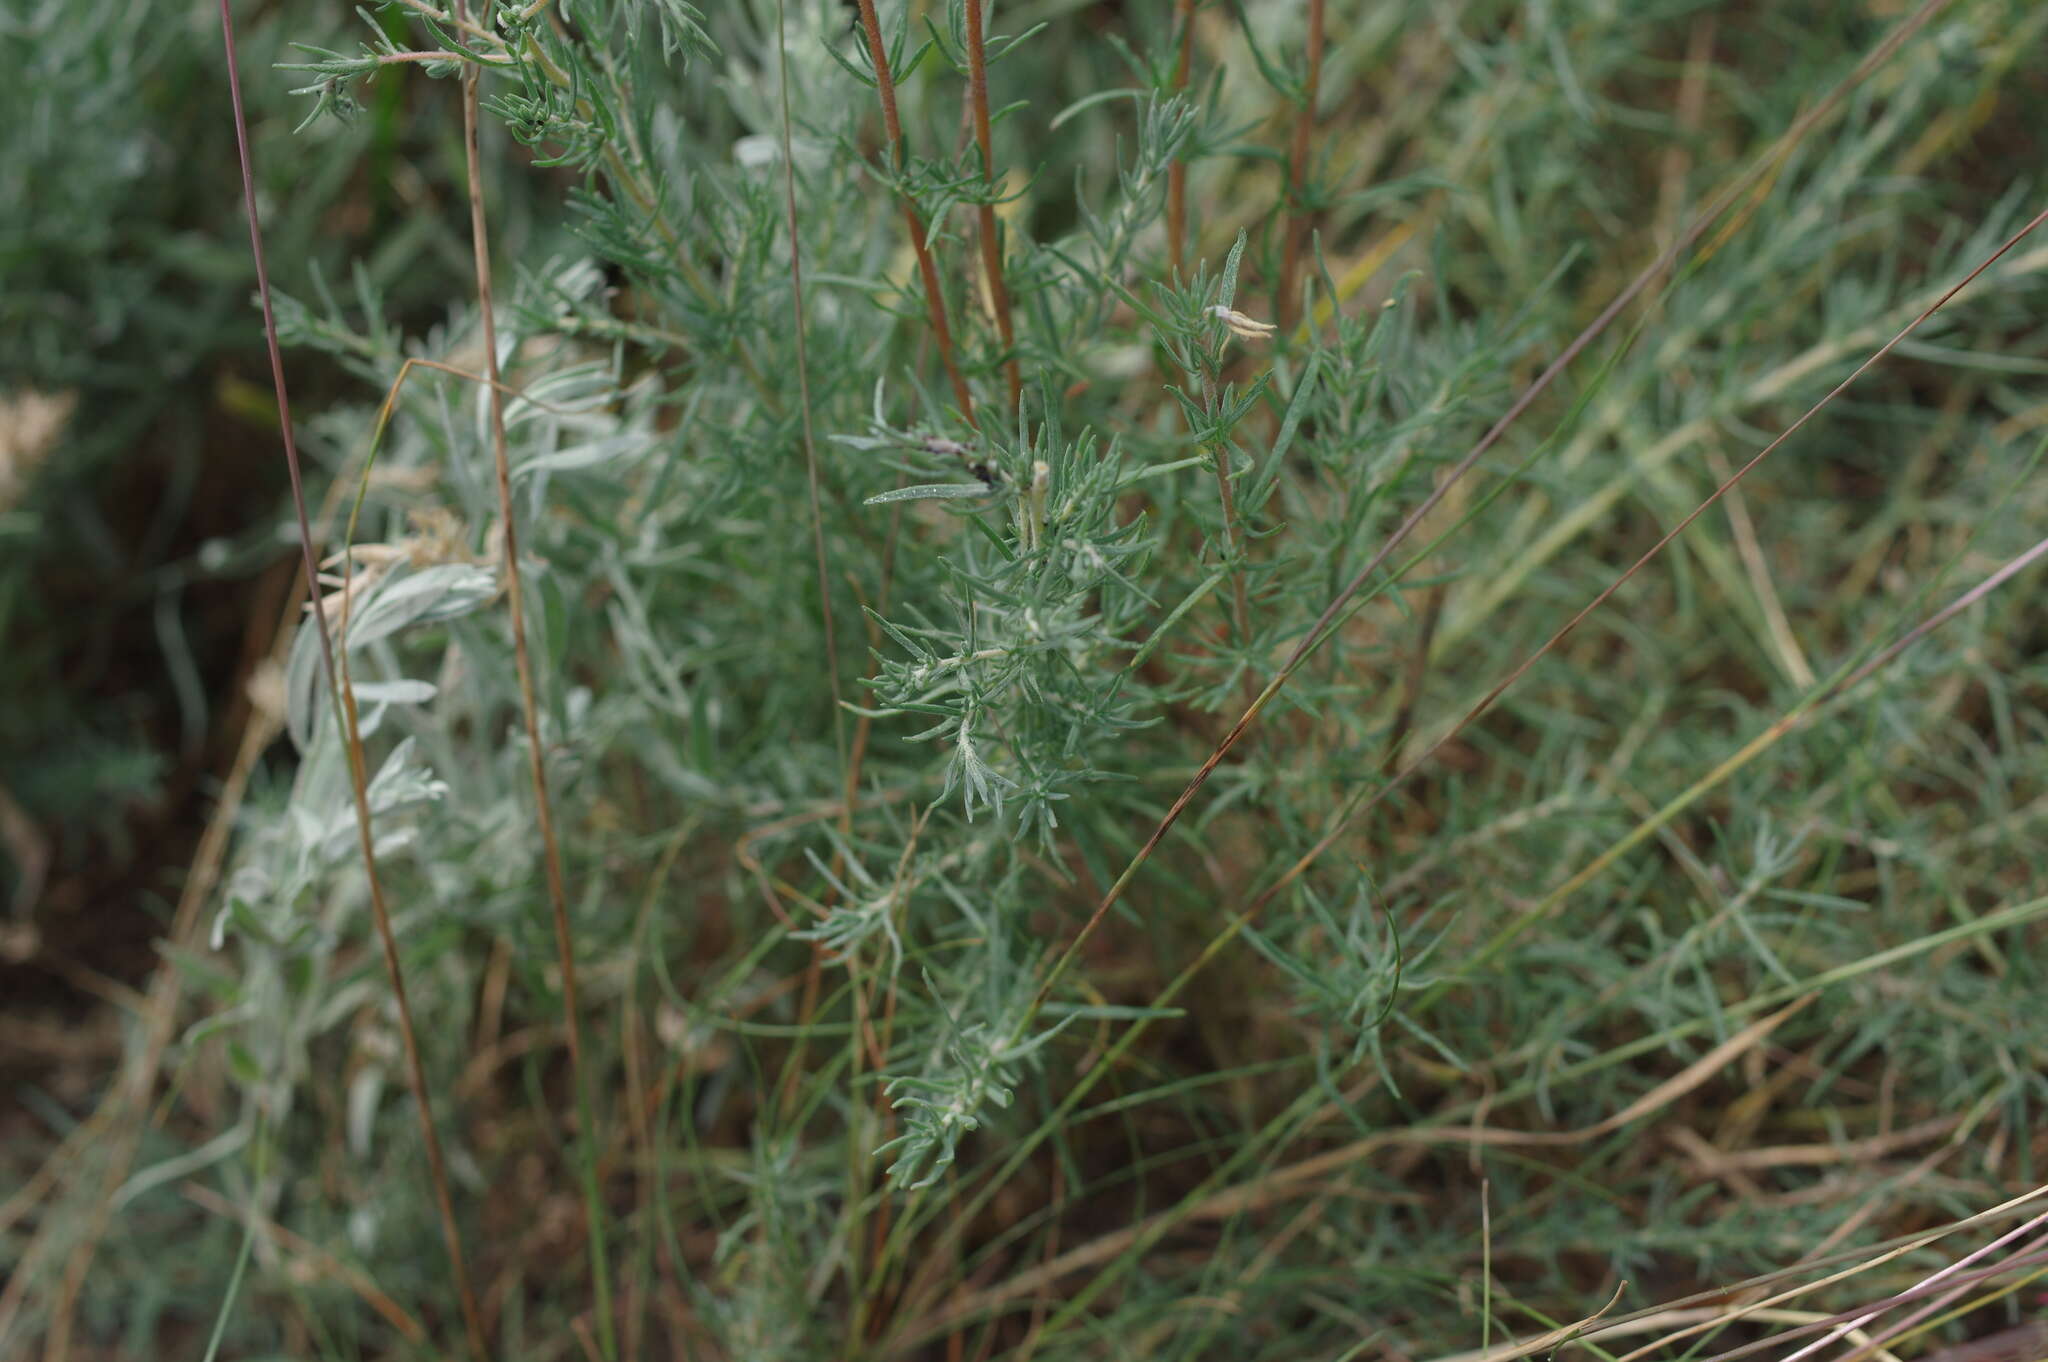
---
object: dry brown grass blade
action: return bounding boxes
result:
[1419,1178,2046,1362]
[1434,1307,1904,1362]
[898,998,1807,1347]
[1470,1280,1629,1362]
[1773,1200,2048,1362]
[1528,996,1813,1143]
[1604,1183,2048,1362]
[1675,1114,1961,1175]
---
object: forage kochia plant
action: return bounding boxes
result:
[843,392,1155,839]
[138,0,2048,1357]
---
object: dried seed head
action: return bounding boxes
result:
[1207,304,1277,340]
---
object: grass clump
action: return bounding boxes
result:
[9,1,2048,1359]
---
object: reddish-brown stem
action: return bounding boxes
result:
[1277,0,1325,332]
[964,0,1021,410]
[855,0,978,425]
[459,12,582,1110]
[455,4,617,1354]
[1167,0,1196,277]
[339,681,493,1362]
[211,7,490,1361]
[461,20,578,1083]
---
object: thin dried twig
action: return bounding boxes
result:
[854,0,978,425]
[1276,0,1325,331]
[964,0,1020,409]
[454,0,614,1353]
